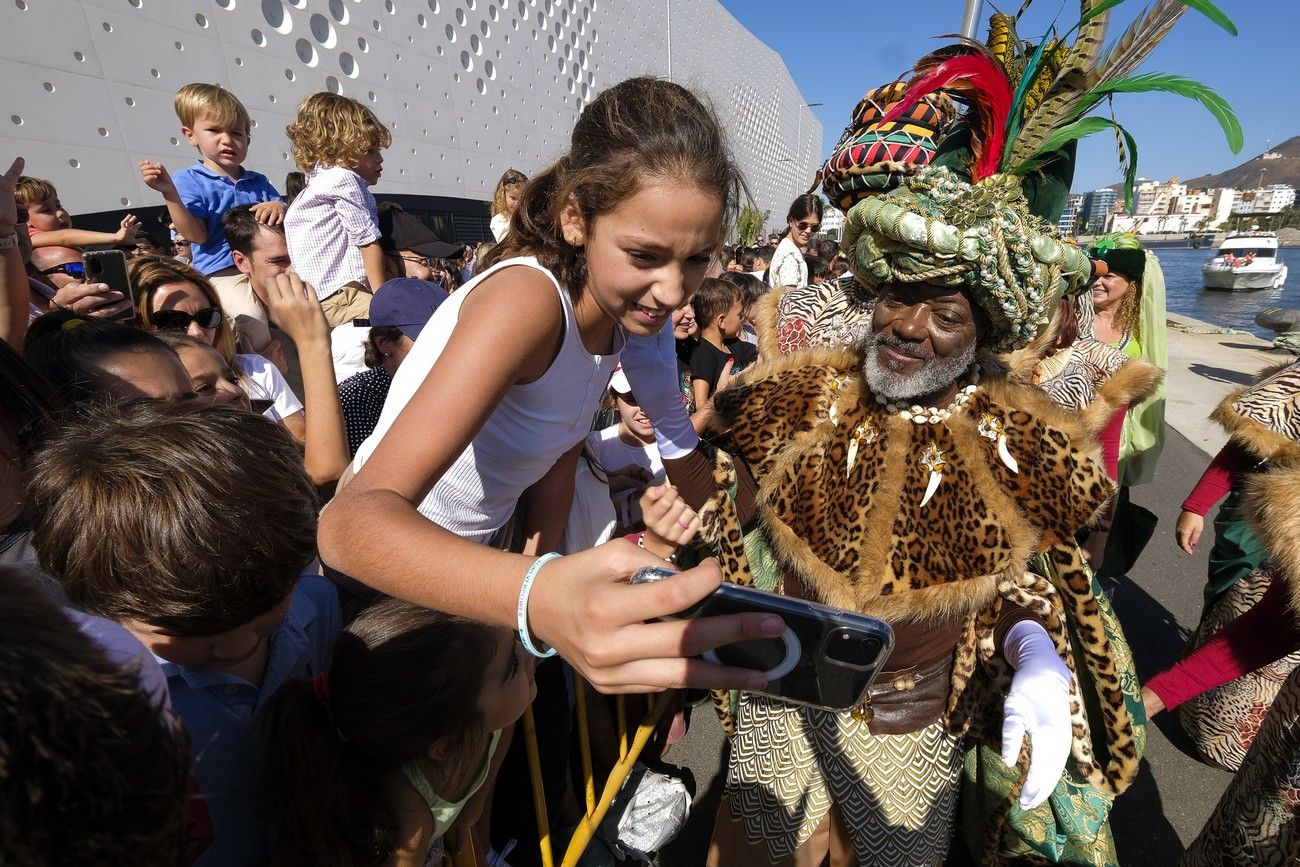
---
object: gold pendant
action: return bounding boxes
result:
[919,442,947,507]
[978,413,1019,474]
[827,376,848,427]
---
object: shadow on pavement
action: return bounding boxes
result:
[1186,363,1256,385]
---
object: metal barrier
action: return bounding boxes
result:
[523,677,674,867]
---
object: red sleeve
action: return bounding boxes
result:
[1098,406,1125,481]
[1181,441,1254,516]
[1145,579,1300,710]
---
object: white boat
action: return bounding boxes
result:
[1203,233,1288,291]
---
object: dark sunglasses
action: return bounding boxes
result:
[39,261,86,278]
[793,220,821,233]
[152,307,222,331]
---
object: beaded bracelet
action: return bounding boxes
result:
[636,532,678,564]
[517,552,561,658]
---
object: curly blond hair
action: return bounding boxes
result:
[285,92,392,172]
[491,168,528,217]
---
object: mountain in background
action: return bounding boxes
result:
[1182,135,1300,190]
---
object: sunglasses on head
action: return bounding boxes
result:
[502,176,525,187]
[152,307,222,331]
[39,261,86,278]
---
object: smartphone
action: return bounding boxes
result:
[83,250,135,322]
[631,567,894,711]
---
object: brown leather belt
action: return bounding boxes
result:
[859,651,953,735]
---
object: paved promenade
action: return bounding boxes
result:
[658,313,1295,865]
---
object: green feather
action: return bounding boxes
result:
[1177,0,1237,35]
[1073,73,1243,152]
[1002,30,1056,166]
[1014,116,1140,212]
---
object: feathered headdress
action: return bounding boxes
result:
[881,0,1243,215]
[840,0,1242,352]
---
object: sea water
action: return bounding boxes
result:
[1152,246,1295,338]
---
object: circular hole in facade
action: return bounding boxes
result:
[326,74,341,93]
[436,45,443,55]
[384,0,394,11]
[175,40,184,50]
[8,114,20,125]
[339,51,357,76]
[470,34,481,53]
[169,136,180,145]
[490,3,498,19]
[68,159,80,169]
[367,90,376,102]
[357,36,368,52]
[216,0,234,8]
[251,28,266,45]
[74,50,85,61]
[428,0,439,10]
[195,13,208,27]
[42,81,54,92]
[295,38,317,65]
[261,0,291,33]
[310,13,336,46]
[234,55,244,66]
[547,34,555,51]
[15,0,27,9]
[98,127,109,136]
[417,13,426,26]
[480,19,490,36]
[476,77,486,94]
[372,19,381,31]
[284,68,296,80]
[268,94,277,103]
[102,21,113,32]
[329,0,348,22]
[149,67,160,78]
[445,24,456,41]
[455,8,466,25]
[484,59,495,78]
[459,50,473,71]
[124,96,136,106]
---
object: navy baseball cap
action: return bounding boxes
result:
[369,278,448,341]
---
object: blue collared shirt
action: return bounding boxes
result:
[159,574,341,866]
[172,160,283,275]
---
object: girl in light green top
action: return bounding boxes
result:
[265,598,536,867]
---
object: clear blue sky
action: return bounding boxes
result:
[717,1,1298,194]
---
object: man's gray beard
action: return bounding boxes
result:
[861,332,977,402]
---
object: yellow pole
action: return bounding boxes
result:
[572,673,597,816]
[559,692,673,867]
[615,694,628,760]
[522,706,555,867]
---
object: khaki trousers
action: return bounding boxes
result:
[319,282,373,328]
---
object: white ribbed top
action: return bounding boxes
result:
[352,256,623,543]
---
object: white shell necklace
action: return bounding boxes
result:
[873,368,981,424]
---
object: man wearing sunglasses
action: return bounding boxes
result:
[28,245,133,321]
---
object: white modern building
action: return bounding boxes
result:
[1,0,820,240]
[1232,184,1297,216]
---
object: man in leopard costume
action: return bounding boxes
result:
[624,167,1155,866]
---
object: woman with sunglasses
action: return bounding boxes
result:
[131,256,349,487]
[766,193,823,290]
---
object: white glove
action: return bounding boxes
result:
[1000,619,1073,809]
[619,320,699,460]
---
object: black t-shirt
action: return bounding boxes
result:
[688,338,757,397]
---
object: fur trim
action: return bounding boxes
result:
[1210,388,1300,464]
[752,287,788,360]
[1244,464,1300,623]
[1080,358,1164,434]
[1001,315,1062,385]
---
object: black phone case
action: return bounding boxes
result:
[83,250,135,321]
[633,570,894,711]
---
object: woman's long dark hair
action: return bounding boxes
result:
[22,310,176,406]
[779,193,824,240]
[484,77,743,298]
[0,339,61,453]
[264,599,498,867]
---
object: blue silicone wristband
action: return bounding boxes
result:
[517,552,562,658]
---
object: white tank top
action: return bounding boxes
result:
[352,256,624,543]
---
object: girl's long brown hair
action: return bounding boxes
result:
[484,77,744,299]
[264,599,498,866]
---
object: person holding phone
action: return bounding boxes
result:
[622,171,1153,864]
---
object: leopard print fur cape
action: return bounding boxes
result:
[697,344,1160,800]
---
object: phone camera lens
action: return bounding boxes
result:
[825,630,881,667]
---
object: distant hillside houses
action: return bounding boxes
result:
[1060,176,1297,237]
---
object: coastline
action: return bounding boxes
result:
[1162,311,1285,455]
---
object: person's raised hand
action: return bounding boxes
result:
[0,156,23,234]
[115,214,140,245]
[716,359,756,395]
[138,161,177,196]
[526,540,785,694]
[640,483,699,554]
[250,200,287,227]
[264,269,328,347]
[51,281,131,319]
[1175,510,1204,555]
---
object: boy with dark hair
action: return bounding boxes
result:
[24,402,341,866]
[0,568,190,866]
[688,277,756,407]
[815,237,840,263]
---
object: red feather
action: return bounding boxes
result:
[879,51,1013,181]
